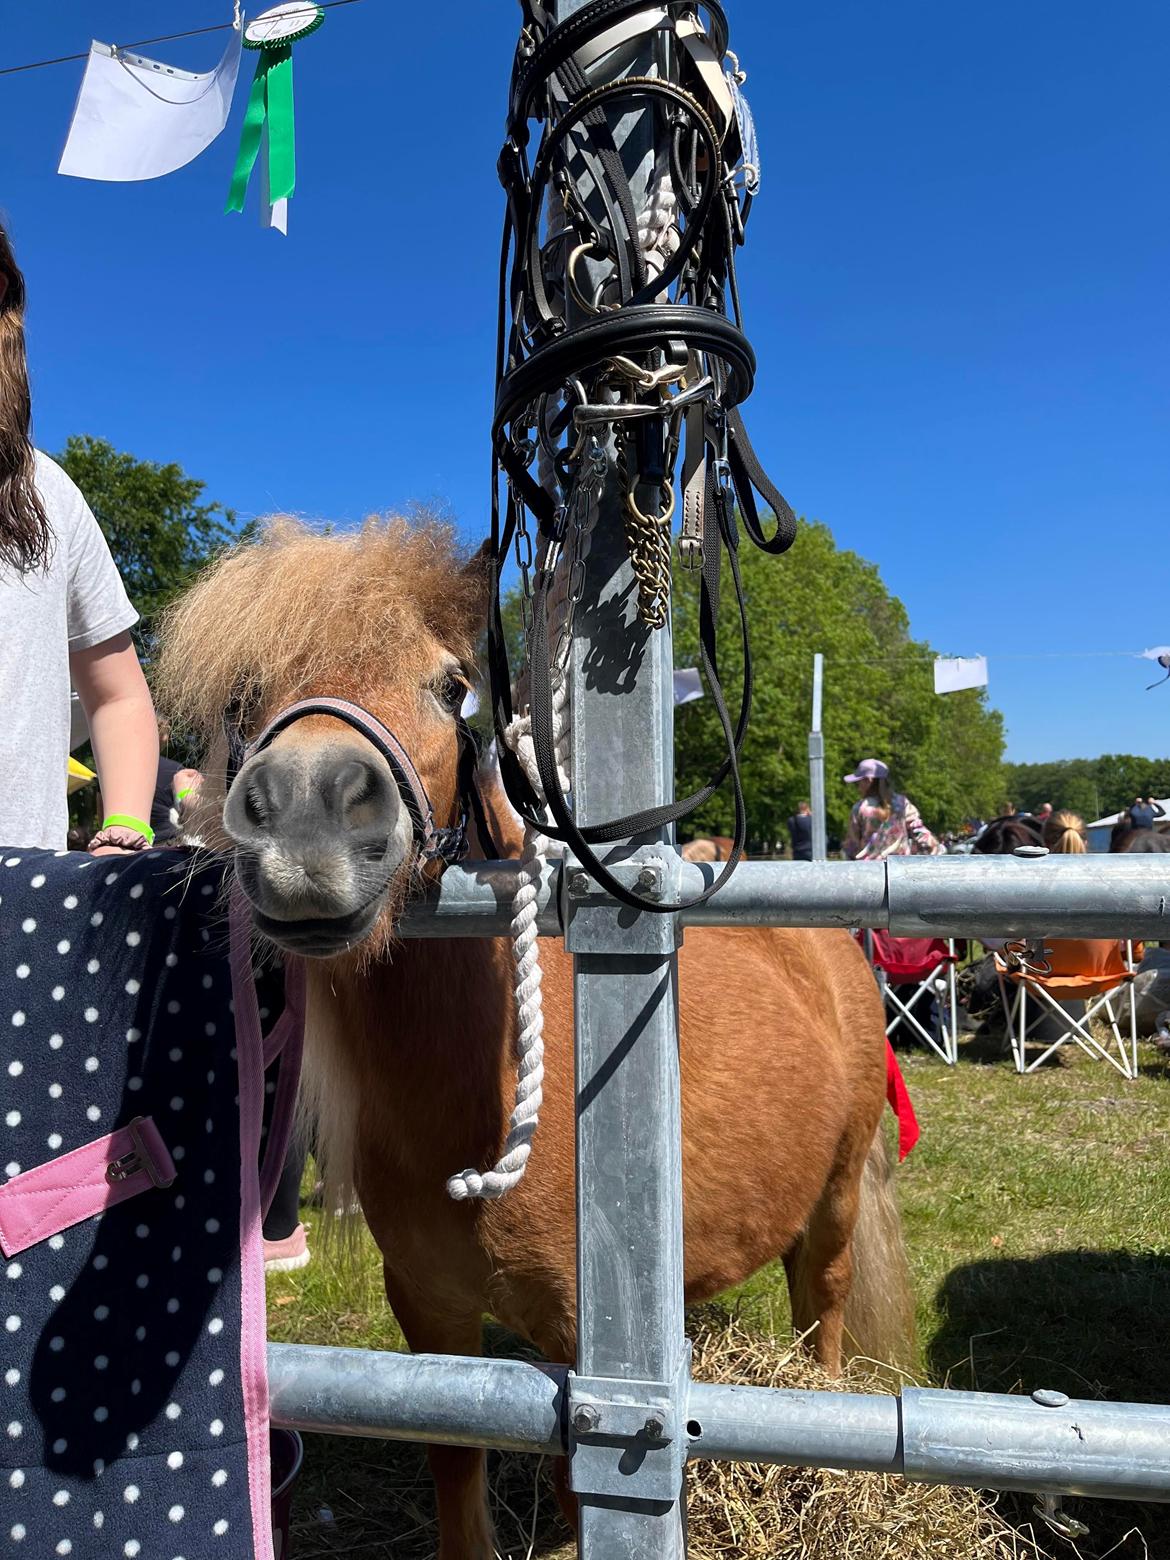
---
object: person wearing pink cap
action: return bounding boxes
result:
[843,758,942,861]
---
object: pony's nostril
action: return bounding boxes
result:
[327,756,390,830]
[242,780,269,831]
[225,754,291,841]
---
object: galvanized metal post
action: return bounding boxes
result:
[809,652,828,860]
[554,1,688,1553]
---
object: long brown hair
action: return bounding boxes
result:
[863,774,893,820]
[0,221,50,573]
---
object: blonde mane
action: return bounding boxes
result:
[155,513,485,743]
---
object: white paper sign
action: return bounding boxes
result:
[673,667,704,706]
[933,655,988,695]
[59,31,242,182]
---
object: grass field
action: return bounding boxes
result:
[270,1034,1170,1559]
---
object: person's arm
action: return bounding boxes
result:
[903,798,943,855]
[71,632,158,853]
[173,766,204,827]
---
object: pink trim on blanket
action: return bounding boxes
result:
[230,889,276,1560]
[0,1116,175,1258]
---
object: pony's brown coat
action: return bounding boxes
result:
[157,515,913,1560]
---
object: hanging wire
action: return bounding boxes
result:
[828,648,1158,668]
[0,0,366,79]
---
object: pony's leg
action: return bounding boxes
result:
[382,1265,494,1560]
[783,1164,862,1376]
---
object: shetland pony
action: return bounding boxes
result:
[157,516,914,1560]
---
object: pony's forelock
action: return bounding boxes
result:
[155,513,486,743]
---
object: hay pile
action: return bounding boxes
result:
[683,1308,1053,1560]
[291,1309,1102,1559]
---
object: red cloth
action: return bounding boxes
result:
[885,1040,920,1160]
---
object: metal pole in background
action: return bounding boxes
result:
[809,651,828,860]
[554,2,687,1554]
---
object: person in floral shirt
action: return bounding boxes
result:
[843,758,943,860]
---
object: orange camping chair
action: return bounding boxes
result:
[995,938,1139,1078]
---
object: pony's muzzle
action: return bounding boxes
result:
[224,740,406,948]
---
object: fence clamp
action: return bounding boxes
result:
[562,848,683,955]
[568,1347,691,1505]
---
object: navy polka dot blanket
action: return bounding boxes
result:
[0,849,303,1559]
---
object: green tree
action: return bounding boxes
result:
[55,435,238,663]
[670,521,1004,846]
[1003,755,1170,821]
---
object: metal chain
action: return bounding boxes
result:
[615,430,673,629]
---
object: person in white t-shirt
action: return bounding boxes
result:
[0,219,157,853]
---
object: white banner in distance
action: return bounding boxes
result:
[933,655,988,695]
[674,667,704,706]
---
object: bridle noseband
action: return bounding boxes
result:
[226,695,486,865]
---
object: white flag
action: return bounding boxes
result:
[673,667,704,706]
[59,31,242,183]
[933,655,988,695]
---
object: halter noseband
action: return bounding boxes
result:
[231,695,471,865]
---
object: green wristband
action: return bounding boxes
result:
[175,788,193,802]
[101,814,155,845]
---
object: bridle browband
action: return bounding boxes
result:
[226,695,495,866]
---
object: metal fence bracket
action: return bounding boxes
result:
[563,850,683,955]
[569,1348,691,1505]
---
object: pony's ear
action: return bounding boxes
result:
[460,539,492,615]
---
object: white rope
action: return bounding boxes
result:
[637,157,679,278]
[446,674,570,1202]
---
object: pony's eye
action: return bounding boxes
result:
[436,673,467,714]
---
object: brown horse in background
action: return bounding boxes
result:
[158,516,914,1560]
[681,834,739,863]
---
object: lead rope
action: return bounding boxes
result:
[446,672,570,1201]
[446,449,592,1200]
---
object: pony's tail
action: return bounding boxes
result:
[844,1126,917,1372]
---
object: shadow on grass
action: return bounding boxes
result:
[289,1432,570,1560]
[930,1247,1170,1400]
[930,1248,1170,1560]
[288,1324,572,1560]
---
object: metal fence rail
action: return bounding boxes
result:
[269,1344,1170,1504]
[400,854,1170,941]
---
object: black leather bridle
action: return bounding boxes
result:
[224,695,496,866]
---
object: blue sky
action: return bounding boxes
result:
[1,1,1167,763]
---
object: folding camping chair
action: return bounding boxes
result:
[862,930,962,1064]
[995,938,1139,1078]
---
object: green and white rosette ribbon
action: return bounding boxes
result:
[225,1,323,216]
